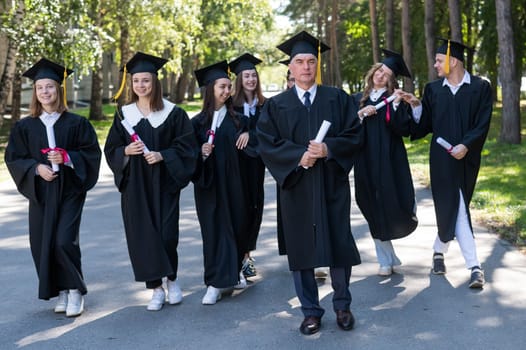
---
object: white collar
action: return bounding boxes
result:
[243,97,258,117]
[369,87,387,102]
[295,84,317,104]
[39,111,60,127]
[442,70,471,90]
[122,99,175,128]
[214,105,227,127]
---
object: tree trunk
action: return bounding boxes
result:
[11,72,22,121]
[369,0,380,63]
[330,0,342,88]
[117,21,131,106]
[495,0,521,144]
[89,64,104,120]
[424,0,437,82]
[448,0,462,42]
[0,2,24,119]
[401,0,414,92]
[385,0,395,50]
[175,55,193,103]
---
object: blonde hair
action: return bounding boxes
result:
[359,63,398,108]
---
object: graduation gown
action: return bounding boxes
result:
[4,112,101,299]
[104,101,197,282]
[191,110,250,288]
[257,86,363,271]
[411,75,492,242]
[234,104,266,252]
[353,92,418,241]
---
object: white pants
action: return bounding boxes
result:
[374,239,402,268]
[433,190,480,269]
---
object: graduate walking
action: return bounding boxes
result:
[191,61,253,305]
[353,50,418,277]
[401,39,493,289]
[104,52,197,311]
[5,58,101,317]
[257,31,363,335]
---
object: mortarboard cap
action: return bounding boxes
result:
[436,38,472,62]
[277,31,330,59]
[194,60,230,88]
[122,52,168,74]
[229,53,262,75]
[381,49,412,78]
[22,58,73,84]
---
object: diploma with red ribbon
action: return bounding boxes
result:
[42,125,60,172]
[374,94,396,110]
[207,111,219,144]
[121,118,150,153]
[436,137,454,153]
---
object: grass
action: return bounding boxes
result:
[405,103,526,249]
[1,100,525,249]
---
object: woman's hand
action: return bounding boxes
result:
[124,141,145,156]
[236,132,249,149]
[37,164,58,182]
[143,151,163,165]
[202,143,214,158]
[47,150,64,165]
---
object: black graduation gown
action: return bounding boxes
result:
[234,104,266,252]
[353,92,418,241]
[104,103,197,282]
[4,112,101,300]
[257,86,363,271]
[191,111,250,288]
[411,75,492,242]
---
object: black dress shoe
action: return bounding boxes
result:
[300,316,321,335]
[336,310,355,331]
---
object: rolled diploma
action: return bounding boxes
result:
[436,137,453,153]
[207,111,219,144]
[303,120,332,169]
[121,118,150,153]
[373,94,396,110]
[45,125,59,172]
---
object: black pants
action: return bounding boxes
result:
[145,274,176,289]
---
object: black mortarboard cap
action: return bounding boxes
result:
[229,53,262,75]
[277,31,330,59]
[22,58,73,84]
[436,38,472,62]
[123,52,168,74]
[194,60,230,87]
[381,49,412,78]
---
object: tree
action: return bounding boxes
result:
[385,0,394,50]
[447,0,462,42]
[401,0,414,92]
[369,0,380,63]
[424,0,437,82]
[495,0,521,144]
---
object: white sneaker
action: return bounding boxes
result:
[234,271,247,289]
[66,289,84,317]
[202,286,222,305]
[54,290,68,313]
[378,266,393,276]
[167,279,183,305]
[147,287,166,311]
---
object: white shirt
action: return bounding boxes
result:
[243,97,258,117]
[295,84,317,106]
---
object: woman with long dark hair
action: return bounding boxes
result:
[192,61,252,305]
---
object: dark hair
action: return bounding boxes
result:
[130,72,164,112]
[232,69,265,108]
[30,80,67,117]
[359,62,398,108]
[198,79,239,128]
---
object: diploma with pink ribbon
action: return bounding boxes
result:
[436,137,453,153]
[303,120,332,169]
[121,118,150,153]
[44,126,60,172]
[207,111,219,144]
[373,94,396,110]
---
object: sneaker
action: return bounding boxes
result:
[432,253,446,274]
[167,279,183,305]
[378,266,393,276]
[315,267,328,279]
[66,289,84,317]
[469,267,485,289]
[54,290,68,313]
[242,257,256,278]
[202,286,222,305]
[147,287,166,311]
[234,271,247,289]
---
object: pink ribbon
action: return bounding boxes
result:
[382,97,391,123]
[40,147,70,163]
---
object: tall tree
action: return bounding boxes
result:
[369,0,380,63]
[385,0,394,50]
[401,0,414,92]
[424,0,437,82]
[448,0,462,41]
[495,0,521,144]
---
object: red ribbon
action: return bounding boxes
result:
[206,129,215,143]
[40,147,70,163]
[130,133,140,142]
[383,97,391,123]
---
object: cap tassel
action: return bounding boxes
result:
[316,40,322,85]
[62,68,68,107]
[112,65,127,101]
[444,40,451,75]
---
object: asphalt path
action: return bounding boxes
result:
[1,161,525,350]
